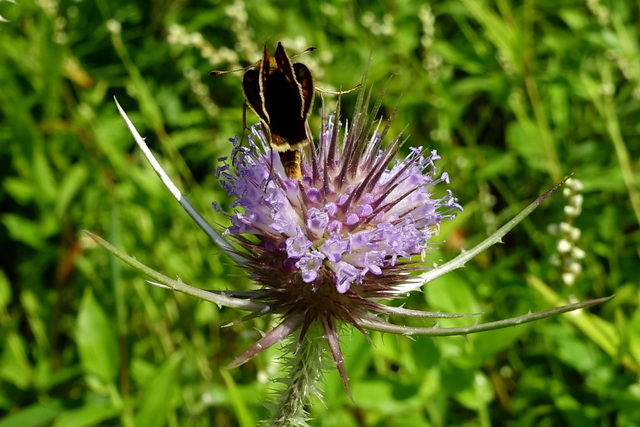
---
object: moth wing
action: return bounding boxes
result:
[274,42,297,87]
[293,63,314,120]
[275,42,310,120]
[242,68,269,124]
[260,45,271,109]
[242,46,272,124]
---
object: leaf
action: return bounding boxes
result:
[0,400,64,427]
[3,177,35,204]
[426,272,479,315]
[351,379,421,413]
[0,332,34,389]
[220,369,255,427]
[32,143,57,203]
[1,214,46,249]
[0,269,11,310]
[506,121,550,172]
[54,164,88,218]
[76,288,118,385]
[52,401,120,427]
[627,309,640,367]
[469,324,531,366]
[133,352,183,427]
[454,371,495,411]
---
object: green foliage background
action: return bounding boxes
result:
[1,0,639,425]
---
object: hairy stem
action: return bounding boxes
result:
[270,329,325,427]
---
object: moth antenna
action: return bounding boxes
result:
[315,84,361,95]
[211,46,315,76]
[209,64,253,76]
[290,46,317,59]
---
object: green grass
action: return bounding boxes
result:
[1,0,639,426]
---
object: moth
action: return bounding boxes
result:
[244,42,314,180]
[212,42,314,180]
[211,43,359,180]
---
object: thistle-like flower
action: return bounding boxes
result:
[213,88,463,393]
[98,72,609,426]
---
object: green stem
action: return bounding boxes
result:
[270,329,325,427]
[598,61,640,227]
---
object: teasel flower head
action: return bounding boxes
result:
[102,69,609,424]
[213,86,463,392]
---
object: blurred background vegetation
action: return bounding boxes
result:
[1,0,639,425]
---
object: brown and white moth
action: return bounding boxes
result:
[211,43,358,180]
[210,42,315,180]
[241,42,314,180]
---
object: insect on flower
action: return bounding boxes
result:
[212,42,315,180]
[213,69,469,395]
[105,46,611,422]
[211,42,359,181]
